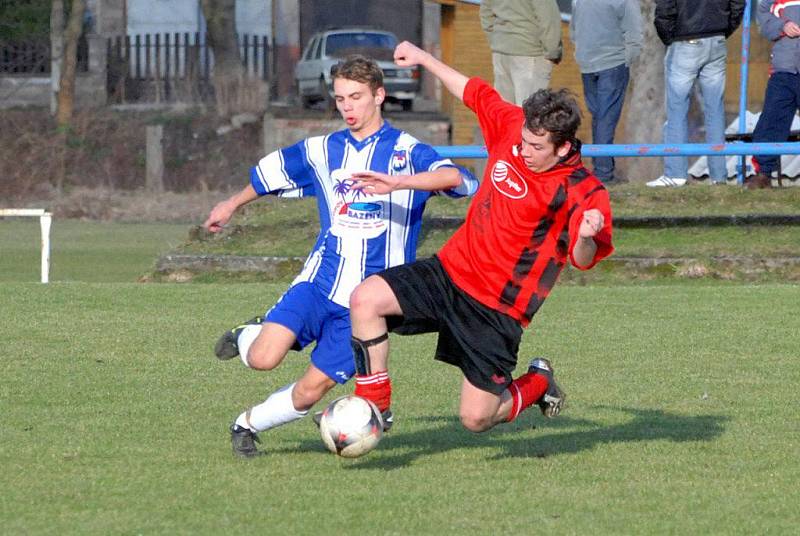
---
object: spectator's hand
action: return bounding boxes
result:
[203,200,236,233]
[549,56,562,66]
[352,171,402,194]
[394,41,427,67]
[579,209,604,239]
[783,21,800,37]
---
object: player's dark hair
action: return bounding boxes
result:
[330,55,384,93]
[522,88,581,148]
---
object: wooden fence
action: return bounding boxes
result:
[106,32,271,104]
[0,36,89,74]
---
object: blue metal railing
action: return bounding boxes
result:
[434,142,800,160]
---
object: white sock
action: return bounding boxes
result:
[237,324,261,368]
[235,382,308,433]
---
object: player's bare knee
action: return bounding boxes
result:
[460,411,493,433]
[246,346,284,370]
[291,381,330,412]
[350,280,379,319]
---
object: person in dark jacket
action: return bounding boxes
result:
[747,0,800,189]
[647,0,746,187]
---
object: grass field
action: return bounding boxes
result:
[1,209,799,533]
[0,220,189,283]
[2,280,799,534]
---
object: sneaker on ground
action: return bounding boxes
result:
[528,358,566,418]
[312,408,394,432]
[230,423,264,458]
[646,176,687,187]
[214,316,262,360]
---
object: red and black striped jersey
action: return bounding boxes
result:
[438,78,614,327]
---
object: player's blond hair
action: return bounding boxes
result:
[330,55,384,94]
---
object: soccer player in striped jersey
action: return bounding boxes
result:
[348,41,614,435]
[202,55,477,457]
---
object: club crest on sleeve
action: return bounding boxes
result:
[391,149,408,172]
[491,160,528,199]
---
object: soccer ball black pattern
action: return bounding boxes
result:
[319,395,384,458]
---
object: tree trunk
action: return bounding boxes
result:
[50,0,64,116]
[201,0,259,117]
[624,0,665,182]
[56,0,86,128]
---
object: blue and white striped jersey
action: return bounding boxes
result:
[250,121,477,307]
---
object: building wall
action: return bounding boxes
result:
[298,0,422,50]
[126,0,270,38]
[128,0,203,35]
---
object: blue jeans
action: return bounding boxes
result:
[582,63,629,182]
[751,72,800,174]
[663,36,728,181]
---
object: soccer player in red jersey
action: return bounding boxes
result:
[348,41,614,433]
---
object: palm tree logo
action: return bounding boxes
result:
[332,178,351,198]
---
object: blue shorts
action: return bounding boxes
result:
[265,282,353,383]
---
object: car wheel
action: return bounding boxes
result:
[297,82,313,109]
[319,77,335,111]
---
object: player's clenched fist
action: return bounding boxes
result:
[579,208,604,239]
[394,41,426,67]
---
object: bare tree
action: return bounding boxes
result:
[624,0,665,182]
[50,0,64,115]
[55,0,86,127]
[200,0,265,117]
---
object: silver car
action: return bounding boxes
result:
[295,28,419,111]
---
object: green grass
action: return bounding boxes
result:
[607,182,800,217]
[176,194,800,286]
[0,220,190,282]
[1,282,798,534]
[179,194,800,259]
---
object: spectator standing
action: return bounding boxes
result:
[747,0,800,189]
[647,0,745,187]
[480,0,563,105]
[570,0,643,184]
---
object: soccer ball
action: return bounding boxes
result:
[319,395,384,458]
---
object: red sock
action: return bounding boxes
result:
[506,371,548,422]
[354,371,392,413]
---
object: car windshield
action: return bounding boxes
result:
[325,32,397,61]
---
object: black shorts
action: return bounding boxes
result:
[378,256,523,395]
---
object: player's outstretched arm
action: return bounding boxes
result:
[203,184,259,233]
[572,208,604,268]
[394,41,469,102]
[350,167,461,195]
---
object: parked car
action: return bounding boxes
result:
[295,28,419,111]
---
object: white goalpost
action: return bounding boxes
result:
[0,208,52,283]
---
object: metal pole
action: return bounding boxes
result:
[40,213,52,284]
[737,0,753,185]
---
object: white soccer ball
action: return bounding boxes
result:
[319,395,384,458]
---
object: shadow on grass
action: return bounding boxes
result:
[286,405,729,470]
